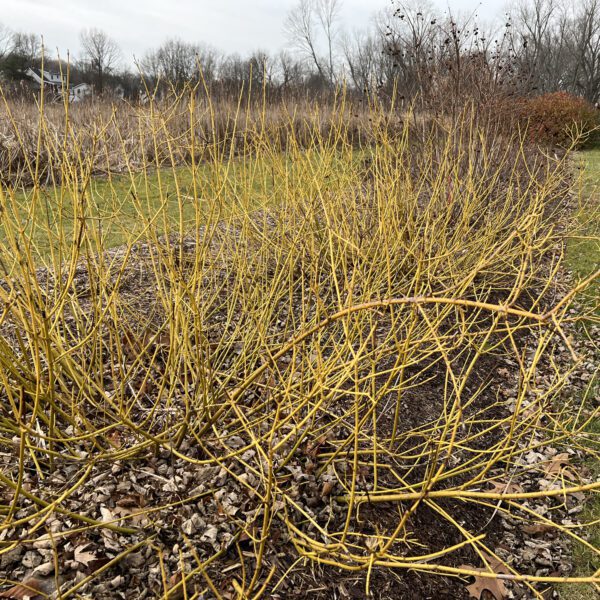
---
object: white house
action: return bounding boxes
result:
[25,67,92,102]
[25,67,63,88]
[69,83,92,102]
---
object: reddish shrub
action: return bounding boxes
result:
[516,92,599,147]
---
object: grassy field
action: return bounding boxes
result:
[560,149,600,600]
[569,149,600,289]
[1,143,367,267]
[0,96,598,599]
[1,158,276,263]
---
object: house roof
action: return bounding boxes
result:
[25,67,64,86]
[25,68,91,93]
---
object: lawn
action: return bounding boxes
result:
[568,149,600,288]
[0,146,367,269]
[0,153,285,273]
[560,148,600,599]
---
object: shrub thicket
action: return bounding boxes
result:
[0,88,597,598]
[517,92,599,147]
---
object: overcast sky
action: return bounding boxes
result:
[3,0,508,66]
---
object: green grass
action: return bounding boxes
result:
[0,157,279,267]
[568,149,600,287]
[559,148,600,600]
[0,146,369,269]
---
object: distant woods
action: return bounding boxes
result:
[1,0,600,105]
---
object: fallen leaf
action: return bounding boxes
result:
[543,453,576,480]
[460,569,507,600]
[522,403,541,420]
[100,506,115,522]
[166,572,191,600]
[74,544,98,567]
[481,553,510,575]
[365,536,380,551]
[487,481,523,495]
[461,553,510,600]
[107,431,122,448]
[544,453,570,475]
[306,435,328,459]
[522,523,555,536]
[112,498,150,527]
[109,575,125,589]
[321,481,334,497]
[115,494,146,508]
[465,576,507,600]
[156,331,171,346]
[0,578,46,599]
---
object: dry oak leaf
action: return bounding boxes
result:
[464,575,508,600]
[166,572,191,600]
[543,453,576,479]
[306,435,329,459]
[0,578,46,599]
[461,554,510,600]
[74,544,98,567]
[107,430,122,448]
[487,481,524,495]
[115,494,147,509]
[321,481,334,497]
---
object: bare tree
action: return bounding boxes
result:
[512,0,561,91]
[284,0,342,84]
[11,31,41,63]
[139,48,162,86]
[570,0,600,102]
[0,31,42,80]
[247,50,274,88]
[79,28,121,94]
[159,39,196,85]
[276,50,306,90]
[510,0,600,101]
[378,0,440,100]
[342,31,381,93]
[141,39,218,89]
[218,52,245,89]
[196,44,220,85]
[316,0,342,83]
[0,23,13,61]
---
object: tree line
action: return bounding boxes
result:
[1,0,600,104]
